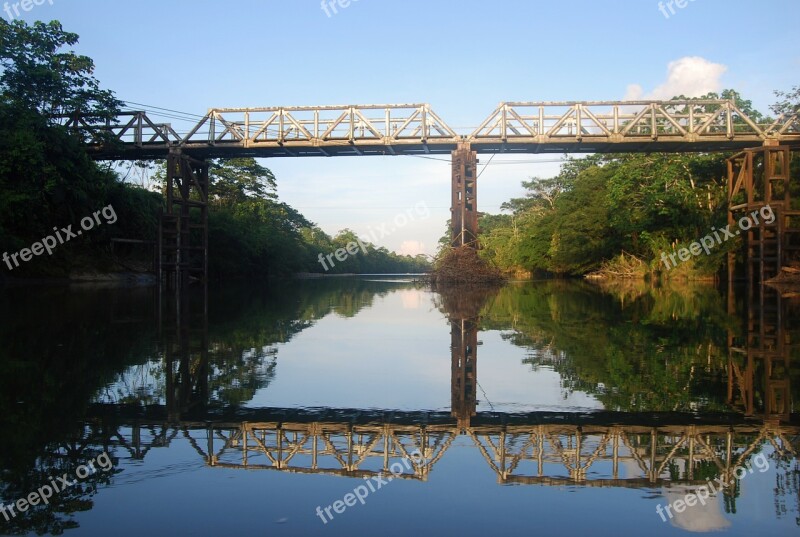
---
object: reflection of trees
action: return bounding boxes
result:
[96,279,414,409]
[98,361,163,405]
[207,346,277,407]
[775,457,800,525]
[480,280,737,411]
[201,279,417,406]
[431,284,499,320]
[0,287,156,534]
[0,278,416,533]
[0,443,118,536]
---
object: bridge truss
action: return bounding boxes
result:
[79,410,798,489]
[65,100,800,159]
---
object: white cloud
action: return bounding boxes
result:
[625,56,727,100]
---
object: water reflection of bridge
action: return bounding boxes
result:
[92,278,799,489]
[84,406,798,488]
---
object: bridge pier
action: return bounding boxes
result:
[450,142,479,247]
[158,150,209,288]
[727,145,799,287]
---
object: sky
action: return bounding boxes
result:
[7,0,800,256]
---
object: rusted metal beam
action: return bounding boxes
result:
[450,142,478,248]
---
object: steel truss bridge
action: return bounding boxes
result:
[68,101,800,158]
[82,407,798,488]
[64,99,800,286]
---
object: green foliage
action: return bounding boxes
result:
[0,102,161,277]
[174,159,432,278]
[0,19,121,119]
[771,85,800,116]
[207,195,312,278]
[0,20,158,277]
[208,158,278,205]
[475,90,784,279]
[304,228,430,275]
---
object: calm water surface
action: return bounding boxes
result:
[0,278,797,536]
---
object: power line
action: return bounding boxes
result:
[285,205,510,209]
[477,152,496,179]
[477,380,495,411]
[407,154,567,166]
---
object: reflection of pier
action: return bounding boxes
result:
[725,145,798,421]
[158,286,209,419]
[85,406,799,487]
[440,286,495,430]
[451,318,478,429]
[728,284,795,421]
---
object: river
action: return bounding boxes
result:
[0,277,797,536]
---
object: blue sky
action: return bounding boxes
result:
[9,0,800,255]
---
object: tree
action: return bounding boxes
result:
[772,85,800,117]
[0,19,121,119]
[0,20,158,278]
[208,158,277,206]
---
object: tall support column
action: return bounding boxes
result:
[160,150,209,288]
[451,142,479,247]
[727,145,797,287]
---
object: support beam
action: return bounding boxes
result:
[727,145,798,286]
[159,150,209,288]
[451,142,479,248]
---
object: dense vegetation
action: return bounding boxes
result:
[0,20,162,277]
[0,19,429,280]
[153,158,430,278]
[474,89,800,280]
